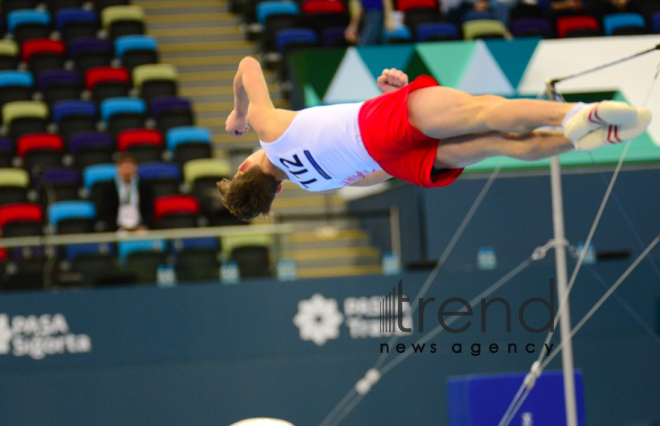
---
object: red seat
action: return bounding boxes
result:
[153,195,200,223]
[0,203,43,229]
[396,0,438,13]
[301,0,346,14]
[117,128,163,152]
[17,134,64,158]
[85,66,131,91]
[0,247,7,262]
[556,15,600,38]
[21,39,66,62]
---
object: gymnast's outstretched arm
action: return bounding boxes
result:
[226,57,276,140]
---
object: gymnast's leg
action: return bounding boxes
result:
[433,130,575,169]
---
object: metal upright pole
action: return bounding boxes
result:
[546,81,578,426]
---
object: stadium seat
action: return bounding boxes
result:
[21,39,66,75]
[138,161,181,198]
[301,0,346,14]
[17,133,65,175]
[101,5,145,40]
[0,138,12,168]
[556,15,600,38]
[38,166,80,205]
[396,0,438,13]
[223,234,273,278]
[0,202,43,237]
[115,35,158,71]
[69,132,114,169]
[653,12,660,33]
[38,69,83,105]
[68,38,113,73]
[383,26,413,43]
[118,239,167,283]
[7,10,52,44]
[100,97,146,136]
[603,13,647,36]
[0,40,20,71]
[133,64,178,103]
[300,11,348,38]
[0,168,29,206]
[66,242,120,286]
[184,158,232,224]
[257,1,300,25]
[55,8,99,43]
[153,194,200,229]
[150,96,194,133]
[2,100,49,140]
[173,237,220,282]
[117,128,164,163]
[320,27,349,47]
[82,162,115,208]
[0,70,34,112]
[167,126,212,166]
[404,7,442,37]
[52,99,97,139]
[416,22,460,41]
[510,17,553,38]
[48,199,96,234]
[462,19,506,39]
[85,66,131,103]
[275,28,318,54]
[262,14,299,53]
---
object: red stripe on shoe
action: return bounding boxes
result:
[588,105,606,126]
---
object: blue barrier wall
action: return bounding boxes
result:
[0,260,659,425]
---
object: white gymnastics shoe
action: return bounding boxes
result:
[229,419,294,426]
[564,101,640,143]
[573,108,652,151]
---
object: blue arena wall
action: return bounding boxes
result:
[0,258,659,424]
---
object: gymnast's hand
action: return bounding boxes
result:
[377,68,409,93]
[226,110,249,139]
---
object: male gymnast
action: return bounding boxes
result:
[219,57,651,221]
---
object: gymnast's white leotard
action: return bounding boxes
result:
[259,103,382,192]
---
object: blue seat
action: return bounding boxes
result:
[65,242,114,262]
[55,9,98,31]
[100,97,146,122]
[83,163,116,190]
[166,126,211,152]
[52,100,97,123]
[603,12,646,36]
[275,28,318,53]
[383,26,412,43]
[48,200,96,226]
[37,69,82,92]
[7,10,51,34]
[0,70,34,89]
[172,237,219,253]
[138,162,181,181]
[256,1,299,25]
[114,35,158,58]
[416,22,460,41]
[118,239,166,265]
[654,12,660,34]
[40,167,79,185]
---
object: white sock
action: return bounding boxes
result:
[561,102,590,129]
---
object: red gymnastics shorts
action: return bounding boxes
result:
[358,75,464,188]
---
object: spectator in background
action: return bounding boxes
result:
[549,0,587,18]
[345,0,395,45]
[99,153,154,232]
[589,0,640,18]
[444,0,515,26]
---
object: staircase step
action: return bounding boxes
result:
[145,13,236,24]
[297,265,382,279]
[137,0,227,9]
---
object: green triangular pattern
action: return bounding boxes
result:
[288,48,347,99]
[304,84,321,107]
[484,38,540,90]
[404,50,433,83]
[357,45,415,81]
[415,41,478,89]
